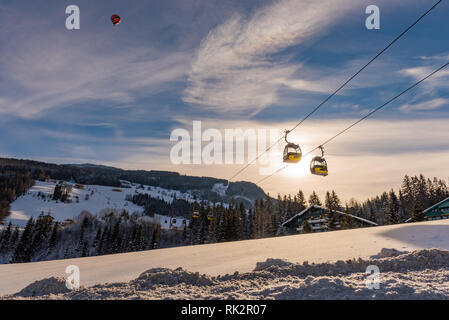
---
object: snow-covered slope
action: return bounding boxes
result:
[1,219,448,296]
[5,180,197,228]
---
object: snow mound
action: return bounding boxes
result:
[5,248,449,300]
[254,258,294,271]
[13,277,70,298]
[370,248,408,259]
[249,248,449,278]
[132,267,214,287]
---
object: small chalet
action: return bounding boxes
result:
[279,205,377,235]
[407,197,449,222]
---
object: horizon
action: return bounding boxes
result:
[2,156,447,205]
[1,0,448,202]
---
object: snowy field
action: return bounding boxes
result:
[5,180,197,227]
[3,248,449,299]
[1,219,449,298]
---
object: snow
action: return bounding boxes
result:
[4,180,196,228]
[1,219,449,297]
[212,183,228,197]
[6,181,142,227]
[4,248,449,299]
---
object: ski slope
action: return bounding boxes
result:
[5,180,197,228]
[1,219,449,296]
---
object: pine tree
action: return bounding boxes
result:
[0,222,12,253]
[238,202,247,240]
[341,205,356,229]
[276,194,284,223]
[206,206,218,244]
[196,204,209,244]
[52,184,62,201]
[48,222,59,253]
[81,240,89,257]
[296,190,306,212]
[308,191,322,206]
[93,228,102,251]
[285,194,294,220]
[214,204,226,242]
[10,227,19,246]
[13,217,35,262]
[99,226,110,255]
[247,208,254,240]
[111,220,122,253]
[325,191,340,231]
[386,190,400,224]
[366,200,377,224]
[400,175,414,218]
[31,213,53,256]
[411,201,426,222]
[63,247,70,259]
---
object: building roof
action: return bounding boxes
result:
[281,205,378,227]
[423,196,449,213]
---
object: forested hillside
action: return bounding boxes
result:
[0,158,448,264]
[1,171,447,264]
[0,158,266,225]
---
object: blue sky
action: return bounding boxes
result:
[0,0,448,200]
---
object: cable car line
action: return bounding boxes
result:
[227,0,442,183]
[256,61,449,185]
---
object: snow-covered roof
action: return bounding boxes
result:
[281,205,378,227]
[281,205,321,226]
[336,211,378,226]
[423,197,449,213]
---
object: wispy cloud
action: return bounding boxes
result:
[399,98,449,113]
[399,66,449,80]
[183,0,358,115]
[0,28,191,119]
[419,53,449,61]
[397,63,449,105]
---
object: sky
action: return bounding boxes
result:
[0,0,448,202]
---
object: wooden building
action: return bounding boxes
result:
[405,197,449,222]
[279,205,377,235]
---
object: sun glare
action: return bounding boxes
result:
[282,154,313,178]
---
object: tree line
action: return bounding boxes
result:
[0,165,34,222]
[0,209,170,263]
[1,173,447,264]
[187,174,449,244]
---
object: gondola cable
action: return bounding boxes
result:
[227,0,442,183]
[256,61,449,185]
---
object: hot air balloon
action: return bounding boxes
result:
[111,14,121,26]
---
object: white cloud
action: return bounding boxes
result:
[399,98,449,113]
[183,0,358,115]
[399,66,449,79]
[419,53,449,61]
[398,63,449,103]
[0,30,191,118]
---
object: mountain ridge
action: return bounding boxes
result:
[0,157,266,207]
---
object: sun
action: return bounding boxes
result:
[282,154,313,178]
